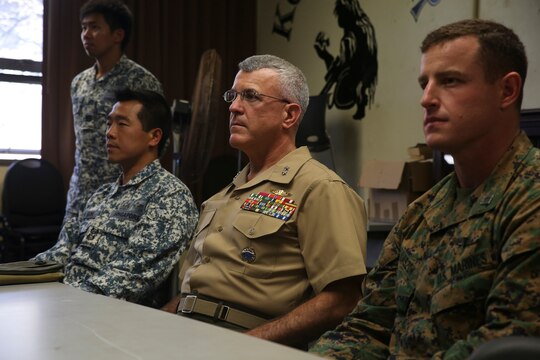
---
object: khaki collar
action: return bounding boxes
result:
[230,147,312,191]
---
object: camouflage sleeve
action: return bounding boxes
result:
[138,73,163,96]
[82,186,198,302]
[32,215,80,265]
[127,68,163,96]
[432,199,540,360]
[309,226,401,359]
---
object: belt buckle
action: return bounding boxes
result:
[216,304,230,321]
[180,294,197,314]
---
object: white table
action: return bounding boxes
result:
[0,282,321,360]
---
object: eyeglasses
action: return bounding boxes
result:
[223,89,290,104]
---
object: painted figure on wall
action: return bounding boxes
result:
[410,0,442,22]
[314,0,377,120]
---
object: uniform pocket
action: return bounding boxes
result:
[430,268,495,342]
[233,211,284,238]
[76,215,135,263]
[431,268,495,315]
[232,211,287,278]
[194,208,216,239]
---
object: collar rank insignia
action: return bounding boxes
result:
[241,191,296,221]
[479,194,494,206]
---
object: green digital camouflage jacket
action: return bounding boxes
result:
[310,131,540,359]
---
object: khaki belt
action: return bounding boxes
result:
[176,294,267,329]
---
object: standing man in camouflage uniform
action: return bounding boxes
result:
[310,19,540,359]
[66,0,163,224]
[34,89,198,306]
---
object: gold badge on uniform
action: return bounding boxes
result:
[241,191,297,221]
[271,189,291,197]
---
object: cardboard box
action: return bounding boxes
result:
[407,143,433,160]
[359,159,434,223]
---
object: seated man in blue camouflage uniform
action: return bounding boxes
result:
[310,19,540,359]
[34,89,198,306]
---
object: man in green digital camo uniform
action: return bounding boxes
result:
[310,19,540,359]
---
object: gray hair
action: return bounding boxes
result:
[238,55,310,119]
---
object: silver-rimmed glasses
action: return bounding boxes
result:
[223,89,290,104]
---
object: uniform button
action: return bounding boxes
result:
[203,256,211,264]
[217,225,223,232]
[248,227,255,235]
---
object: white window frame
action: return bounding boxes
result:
[0,0,43,163]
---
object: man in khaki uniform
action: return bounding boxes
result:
[163,54,367,348]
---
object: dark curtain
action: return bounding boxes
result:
[42,0,256,203]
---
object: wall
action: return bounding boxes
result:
[257,0,540,196]
[2,0,539,204]
[479,0,540,111]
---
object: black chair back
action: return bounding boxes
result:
[1,158,65,261]
[296,95,331,152]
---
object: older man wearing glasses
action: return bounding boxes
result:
[163,54,367,349]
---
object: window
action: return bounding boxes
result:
[0,0,43,161]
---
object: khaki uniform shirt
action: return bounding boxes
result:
[180,147,367,317]
[310,132,540,359]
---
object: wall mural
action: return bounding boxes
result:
[314,0,377,120]
[411,0,442,22]
[271,0,441,120]
[272,0,299,41]
[272,0,377,120]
